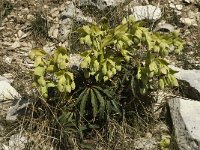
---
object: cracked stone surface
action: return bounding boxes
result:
[168,98,200,150]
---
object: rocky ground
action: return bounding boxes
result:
[0,0,200,149]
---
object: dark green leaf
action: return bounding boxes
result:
[80,89,90,116]
[90,89,98,118]
[93,88,105,118]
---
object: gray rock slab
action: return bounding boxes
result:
[134,137,157,150]
[157,23,175,32]
[168,98,200,150]
[0,81,21,100]
[76,0,126,10]
[8,134,28,150]
[131,5,162,21]
[0,80,28,121]
[169,65,200,100]
[61,1,93,23]
[6,98,29,121]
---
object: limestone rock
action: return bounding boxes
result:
[157,22,175,32]
[68,54,83,70]
[48,24,59,39]
[76,0,126,10]
[59,18,73,43]
[131,5,162,21]
[6,98,29,121]
[0,81,21,100]
[8,134,28,150]
[180,17,198,26]
[168,98,200,150]
[10,40,20,49]
[183,0,194,3]
[169,65,200,100]
[134,137,157,150]
[61,1,93,23]
[183,0,200,4]
[42,42,55,54]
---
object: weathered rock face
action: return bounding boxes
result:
[169,65,200,100]
[0,80,21,100]
[60,1,93,23]
[131,5,162,21]
[0,77,28,121]
[2,133,28,150]
[76,0,127,10]
[168,98,200,150]
[6,98,29,121]
[134,137,157,150]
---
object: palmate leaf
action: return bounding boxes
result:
[131,76,136,96]
[111,100,121,115]
[80,89,90,116]
[93,88,105,118]
[93,86,112,98]
[106,100,112,116]
[90,89,98,118]
[78,88,88,102]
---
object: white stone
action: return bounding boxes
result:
[53,28,59,39]
[2,144,9,150]
[0,76,9,82]
[68,54,83,69]
[157,22,175,32]
[9,134,28,150]
[168,98,200,150]
[77,0,126,10]
[180,17,198,26]
[175,10,182,15]
[176,5,183,11]
[183,0,195,3]
[61,1,93,23]
[10,40,20,49]
[0,81,21,100]
[4,56,12,64]
[49,24,59,39]
[6,98,29,121]
[169,65,200,100]
[169,66,200,92]
[97,0,126,10]
[3,73,13,82]
[50,8,59,18]
[43,42,55,54]
[132,5,162,21]
[169,3,176,9]
[17,30,23,38]
[26,14,34,20]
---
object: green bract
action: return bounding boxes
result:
[29,47,75,97]
[78,15,184,93]
[29,15,184,125]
